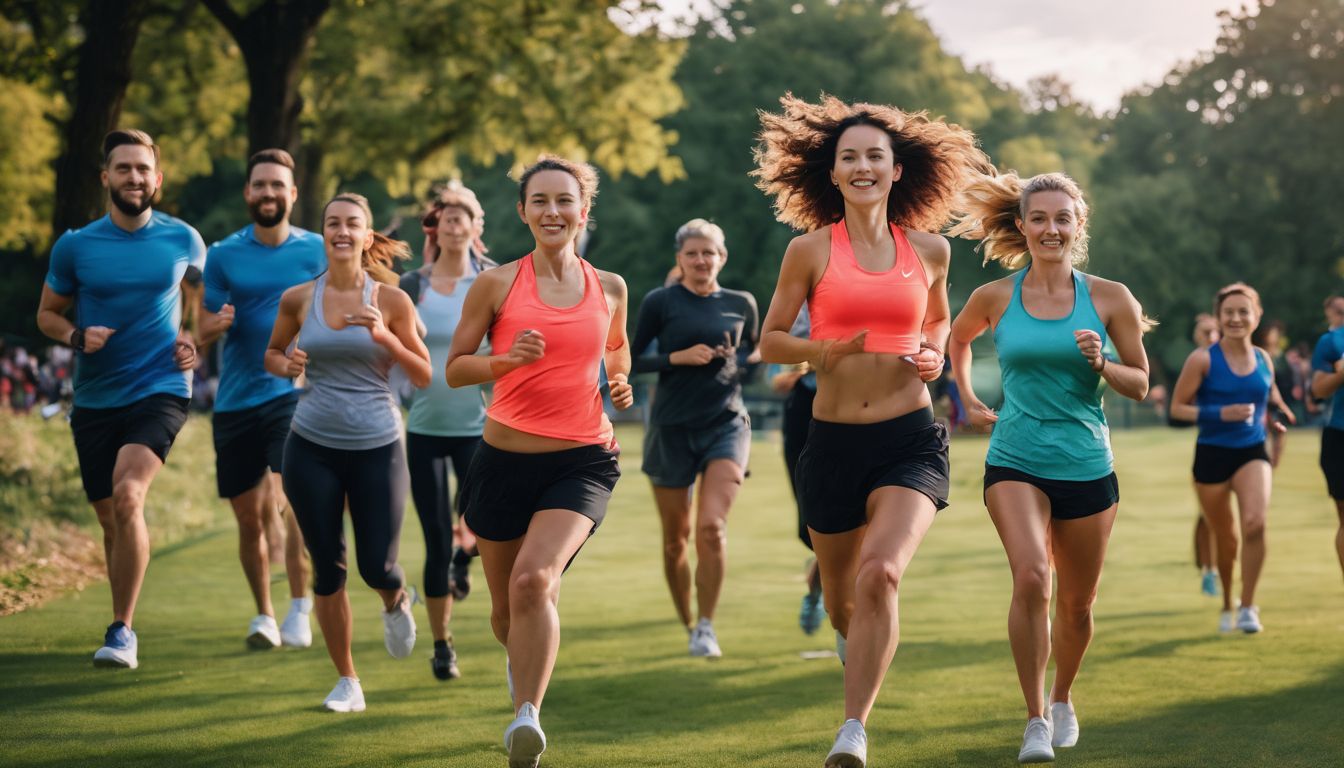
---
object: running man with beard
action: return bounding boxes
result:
[198,149,326,650]
[36,129,206,669]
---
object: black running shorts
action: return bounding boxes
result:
[983,465,1119,520]
[212,393,298,498]
[1192,442,1270,485]
[70,393,190,502]
[462,442,621,542]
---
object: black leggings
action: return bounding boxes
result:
[782,383,816,550]
[406,432,480,598]
[282,433,408,597]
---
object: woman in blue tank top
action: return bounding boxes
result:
[949,171,1154,764]
[265,193,432,713]
[1170,283,1293,636]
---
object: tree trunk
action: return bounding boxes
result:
[50,0,152,236]
[295,140,327,230]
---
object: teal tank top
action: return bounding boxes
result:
[406,271,489,437]
[987,268,1113,480]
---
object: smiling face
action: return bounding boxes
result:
[517,169,587,249]
[103,144,161,217]
[676,235,725,290]
[831,123,900,206]
[244,162,297,228]
[1217,292,1261,341]
[322,199,374,265]
[1017,190,1078,265]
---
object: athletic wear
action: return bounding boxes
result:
[70,393,189,501]
[989,268,1112,482]
[289,274,402,451]
[282,433,407,596]
[487,254,612,445]
[983,465,1119,520]
[642,413,750,488]
[247,614,280,650]
[795,408,950,534]
[505,702,546,768]
[406,433,479,598]
[1320,427,1344,499]
[1018,717,1054,763]
[1195,344,1271,448]
[810,219,927,355]
[46,212,206,408]
[203,225,326,413]
[432,642,461,681]
[212,392,297,498]
[688,617,722,658]
[1192,442,1270,484]
[1236,604,1262,633]
[382,593,416,658]
[93,622,138,669]
[323,677,365,713]
[405,272,489,437]
[630,283,759,427]
[1311,327,1344,430]
[781,307,817,549]
[280,597,313,648]
[1050,702,1079,748]
[825,719,867,768]
[462,443,620,542]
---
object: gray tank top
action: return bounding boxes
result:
[290,273,402,450]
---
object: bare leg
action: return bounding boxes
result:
[652,484,694,629]
[100,445,167,626]
[1048,506,1117,704]
[1194,514,1215,571]
[1229,461,1271,608]
[986,481,1053,720]
[693,459,744,622]
[229,479,274,617]
[810,526,864,640]
[313,589,355,677]
[1195,481,1238,612]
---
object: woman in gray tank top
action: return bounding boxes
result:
[265,193,432,713]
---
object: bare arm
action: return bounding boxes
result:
[445,266,541,387]
[362,285,432,388]
[910,232,950,382]
[600,270,634,410]
[1168,349,1209,423]
[264,284,310,379]
[1312,362,1344,400]
[1086,280,1150,402]
[948,282,1005,425]
[759,233,866,370]
[1260,348,1295,428]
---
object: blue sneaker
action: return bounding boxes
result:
[800,590,825,635]
[1200,570,1219,597]
[93,622,138,669]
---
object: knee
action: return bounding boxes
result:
[111,480,148,524]
[696,518,727,553]
[509,567,558,612]
[854,559,902,601]
[1242,517,1266,543]
[357,558,402,592]
[663,534,688,563]
[234,509,266,540]
[1012,565,1052,606]
[1054,592,1096,625]
[312,564,347,597]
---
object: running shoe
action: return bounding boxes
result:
[800,590,825,635]
[323,676,365,713]
[824,719,867,768]
[1200,570,1219,597]
[1236,605,1262,633]
[93,622,138,669]
[1018,716,1055,763]
[383,593,417,658]
[449,546,473,601]
[688,617,722,658]
[1049,701,1078,748]
[246,614,281,650]
[1219,609,1236,633]
[280,597,313,648]
[835,630,847,666]
[431,642,461,681]
[504,702,546,768]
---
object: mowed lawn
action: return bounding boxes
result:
[3,422,1343,767]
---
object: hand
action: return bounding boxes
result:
[608,372,634,410]
[904,340,944,382]
[966,399,998,426]
[80,326,116,353]
[1335,358,1344,374]
[1074,329,1105,371]
[1220,403,1255,423]
[283,346,309,378]
[770,369,803,393]
[492,329,546,376]
[205,303,235,335]
[670,344,716,366]
[813,330,867,373]
[714,330,738,360]
[344,283,390,343]
[174,330,197,371]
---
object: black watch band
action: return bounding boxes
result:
[70,328,85,352]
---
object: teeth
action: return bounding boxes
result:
[852,180,874,187]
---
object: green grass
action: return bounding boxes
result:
[3,424,1343,767]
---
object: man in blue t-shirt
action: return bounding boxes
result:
[198,149,326,651]
[36,129,206,670]
[1309,324,1344,583]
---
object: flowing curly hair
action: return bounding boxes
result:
[947,171,1090,270]
[752,94,991,232]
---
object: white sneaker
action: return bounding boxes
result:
[835,630,847,666]
[1018,716,1054,763]
[382,593,416,659]
[247,614,281,650]
[280,598,313,648]
[688,618,722,658]
[323,676,365,713]
[824,719,867,768]
[93,622,138,669]
[504,701,546,768]
[1219,609,1236,633]
[1049,701,1078,748]
[1236,605,1262,633]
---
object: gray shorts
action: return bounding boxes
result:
[642,413,751,488]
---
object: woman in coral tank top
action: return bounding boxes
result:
[446,155,633,768]
[754,94,990,768]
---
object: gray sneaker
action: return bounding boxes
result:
[824,719,867,768]
[382,593,416,659]
[1018,716,1054,763]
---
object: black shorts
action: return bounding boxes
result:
[983,465,1119,520]
[70,393,190,502]
[1193,442,1270,485]
[795,408,949,535]
[462,442,621,542]
[212,393,298,498]
[1320,428,1344,500]
[642,412,751,487]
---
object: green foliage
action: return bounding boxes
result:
[0,77,60,250]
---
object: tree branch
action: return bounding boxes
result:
[199,0,242,38]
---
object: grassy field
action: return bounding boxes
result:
[3,422,1343,767]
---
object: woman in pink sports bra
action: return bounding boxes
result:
[755,95,990,768]
[446,155,632,768]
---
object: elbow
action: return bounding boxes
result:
[445,361,465,389]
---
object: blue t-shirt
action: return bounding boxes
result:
[46,212,207,409]
[1311,327,1344,430]
[204,225,327,412]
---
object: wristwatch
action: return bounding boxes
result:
[69,327,85,352]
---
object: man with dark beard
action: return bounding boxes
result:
[198,149,326,650]
[37,129,206,670]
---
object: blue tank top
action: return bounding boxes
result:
[406,268,489,437]
[987,268,1113,481]
[289,274,401,450]
[1195,343,1270,448]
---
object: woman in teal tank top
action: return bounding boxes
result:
[949,171,1154,764]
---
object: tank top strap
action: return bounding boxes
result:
[580,257,610,316]
[308,274,327,327]
[890,225,929,288]
[361,272,375,304]
[830,219,852,267]
[1208,341,1228,376]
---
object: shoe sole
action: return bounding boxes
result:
[507,725,544,768]
[1019,749,1055,763]
[247,632,279,650]
[281,637,312,648]
[92,656,136,669]
[323,701,366,713]
[824,754,865,768]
